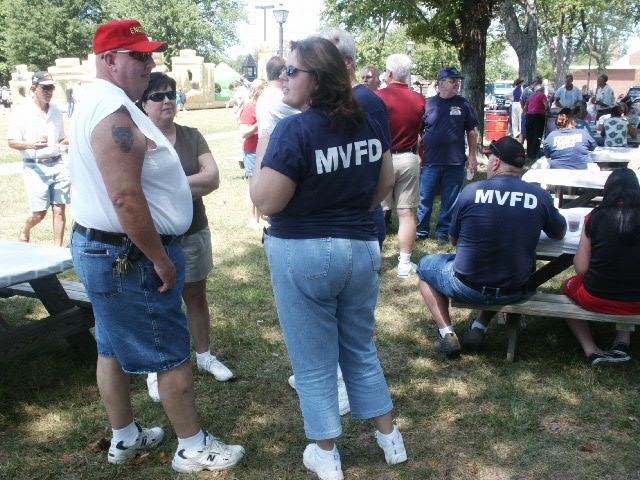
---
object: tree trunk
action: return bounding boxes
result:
[459,0,493,136]
[500,0,538,83]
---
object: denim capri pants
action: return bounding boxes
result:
[264,234,394,440]
[71,230,191,374]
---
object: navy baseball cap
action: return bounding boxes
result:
[437,67,464,80]
[482,136,526,168]
[32,71,55,86]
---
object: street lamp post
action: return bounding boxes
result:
[406,40,416,81]
[255,4,274,43]
[273,5,289,57]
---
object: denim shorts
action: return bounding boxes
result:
[71,230,191,374]
[243,150,256,177]
[264,234,393,440]
[417,254,527,305]
[23,160,71,211]
[181,225,213,283]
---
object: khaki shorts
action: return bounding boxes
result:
[181,225,214,283]
[381,152,420,210]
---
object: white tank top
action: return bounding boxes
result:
[69,79,192,235]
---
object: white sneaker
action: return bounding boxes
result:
[198,355,234,381]
[172,431,245,473]
[146,373,160,402]
[288,375,350,416]
[108,422,165,464]
[375,426,407,465]
[397,260,417,279]
[303,444,344,480]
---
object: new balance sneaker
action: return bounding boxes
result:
[588,352,631,365]
[462,327,486,351]
[146,372,160,402]
[303,444,344,480]
[197,355,234,382]
[375,426,408,465]
[108,422,165,464]
[288,375,350,416]
[433,332,462,358]
[397,260,417,279]
[172,431,245,473]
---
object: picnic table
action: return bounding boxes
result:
[0,240,96,362]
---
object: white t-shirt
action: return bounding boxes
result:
[255,86,299,137]
[7,101,65,160]
[69,79,192,235]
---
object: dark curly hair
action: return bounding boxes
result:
[290,37,363,132]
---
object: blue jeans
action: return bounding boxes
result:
[71,230,191,374]
[417,164,465,239]
[417,254,527,305]
[264,235,393,440]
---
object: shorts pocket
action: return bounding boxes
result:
[77,249,122,297]
[286,238,331,279]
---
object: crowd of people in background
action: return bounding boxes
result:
[5,16,640,480]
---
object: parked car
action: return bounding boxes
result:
[627,86,640,103]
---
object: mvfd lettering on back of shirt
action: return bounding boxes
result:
[475,189,538,208]
[315,139,382,174]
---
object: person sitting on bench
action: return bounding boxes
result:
[563,168,640,365]
[416,136,566,358]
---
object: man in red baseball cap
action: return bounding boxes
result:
[67,20,245,473]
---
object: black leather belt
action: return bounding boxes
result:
[24,155,62,164]
[392,145,417,155]
[454,272,526,295]
[73,223,182,247]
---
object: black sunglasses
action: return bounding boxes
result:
[114,50,153,62]
[281,65,313,77]
[39,84,55,92]
[147,91,177,102]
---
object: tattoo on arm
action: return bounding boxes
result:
[111,125,134,153]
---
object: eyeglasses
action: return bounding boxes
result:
[281,65,313,77]
[445,78,462,84]
[39,84,55,92]
[114,50,153,62]
[146,91,177,102]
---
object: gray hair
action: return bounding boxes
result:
[385,54,411,83]
[318,28,356,66]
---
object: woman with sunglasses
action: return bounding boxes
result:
[138,73,234,398]
[251,37,404,480]
[563,168,640,365]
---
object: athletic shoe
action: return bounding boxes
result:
[172,431,245,473]
[303,444,344,480]
[588,352,631,365]
[198,355,234,382]
[433,332,462,358]
[397,260,417,279]
[375,426,408,465]
[609,343,631,357]
[462,327,486,351]
[288,375,350,416]
[146,372,160,402]
[108,422,165,464]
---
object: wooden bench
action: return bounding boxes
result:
[1,280,91,309]
[452,292,640,362]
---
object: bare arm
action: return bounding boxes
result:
[466,128,478,174]
[239,122,258,139]
[187,151,219,198]
[91,107,175,292]
[249,132,296,216]
[8,139,47,150]
[573,227,591,275]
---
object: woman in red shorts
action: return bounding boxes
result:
[564,168,640,365]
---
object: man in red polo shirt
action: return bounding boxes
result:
[376,54,425,278]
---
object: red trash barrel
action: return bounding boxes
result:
[485,110,509,142]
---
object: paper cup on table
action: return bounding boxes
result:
[567,211,581,233]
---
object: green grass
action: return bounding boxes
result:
[0,110,639,479]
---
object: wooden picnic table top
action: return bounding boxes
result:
[0,240,73,289]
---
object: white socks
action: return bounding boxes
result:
[438,326,455,338]
[399,252,412,264]
[376,426,400,443]
[112,421,139,445]
[196,351,212,364]
[315,444,339,459]
[471,320,488,331]
[178,430,205,451]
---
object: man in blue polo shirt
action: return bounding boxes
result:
[416,136,566,357]
[417,67,478,246]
